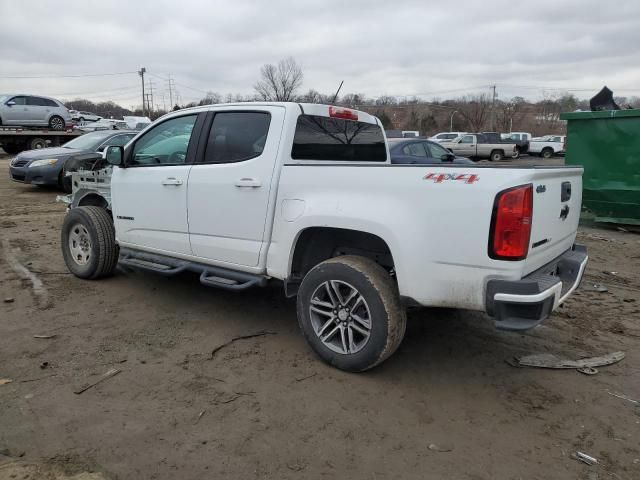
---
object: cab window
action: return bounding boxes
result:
[130,115,196,166]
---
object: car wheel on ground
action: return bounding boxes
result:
[61,206,118,279]
[296,255,406,372]
[512,148,520,159]
[541,147,554,159]
[490,150,504,162]
[49,115,65,131]
[1,143,23,155]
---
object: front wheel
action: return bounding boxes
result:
[61,206,118,279]
[297,255,406,372]
[541,148,553,159]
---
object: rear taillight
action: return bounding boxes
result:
[489,184,533,260]
[329,106,358,121]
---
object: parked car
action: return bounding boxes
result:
[58,102,586,372]
[440,133,518,161]
[76,119,129,132]
[123,116,152,130]
[0,93,71,130]
[529,135,566,158]
[429,131,467,142]
[71,111,102,123]
[483,132,530,156]
[9,129,136,192]
[388,138,474,164]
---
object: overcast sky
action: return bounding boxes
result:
[1,0,640,109]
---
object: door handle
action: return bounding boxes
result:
[234,178,261,188]
[161,177,183,186]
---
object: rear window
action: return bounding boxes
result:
[291,115,387,162]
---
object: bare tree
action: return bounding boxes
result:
[254,57,304,101]
[455,94,491,132]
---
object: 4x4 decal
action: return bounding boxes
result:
[424,173,479,184]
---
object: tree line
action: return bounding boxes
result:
[63,57,640,136]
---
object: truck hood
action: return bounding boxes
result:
[15,147,86,161]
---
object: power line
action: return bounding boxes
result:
[0,71,138,79]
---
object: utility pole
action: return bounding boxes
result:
[146,80,155,115]
[490,84,497,131]
[138,67,146,115]
[450,110,458,132]
[167,74,174,108]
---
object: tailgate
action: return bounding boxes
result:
[525,168,583,274]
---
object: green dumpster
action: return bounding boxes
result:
[560,109,640,225]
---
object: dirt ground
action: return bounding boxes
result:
[1,154,639,480]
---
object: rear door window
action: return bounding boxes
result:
[460,135,475,144]
[201,112,271,164]
[291,115,387,162]
[402,143,428,157]
[426,141,450,159]
[27,97,49,106]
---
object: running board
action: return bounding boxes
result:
[118,248,267,291]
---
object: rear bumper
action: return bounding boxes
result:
[485,244,588,331]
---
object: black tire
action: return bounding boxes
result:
[61,206,118,279]
[297,255,406,372]
[49,115,65,131]
[489,150,504,162]
[29,137,47,150]
[2,143,22,155]
[541,147,553,159]
[511,147,520,159]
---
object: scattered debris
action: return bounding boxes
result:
[209,331,277,359]
[194,410,206,425]
[39,362,49,369]
[428,443,454,453]
[33,334,56,339]
[19,374,57,383]
[1,239,50,309]
[74,368,121,395]
[617,226,628,233]
[3,297,14,303]
[572,451,598,466]
[217,391,255,405]
[603,271,618,276]
[0,448,25,458]
[287,462,307,472]
[295,373,317,382]
[577,367,599,375]
[607,391,639,405]
[0,378,13,386]
[591,284,609,293]
[511,351,624,372]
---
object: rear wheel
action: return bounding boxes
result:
[490,150,504,162]
[49,115,65,130]
[511,147,520,159]
[2,143,23,155]
[297,255,406,372]
[541,147,554,159]
[29,137,47,150]
[61,206,118,279]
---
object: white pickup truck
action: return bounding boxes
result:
[529,135,566,158]
[59,103,588,372]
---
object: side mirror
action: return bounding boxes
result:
[441,153,455,162]
[105,145,124,166]
[6,101,15,107]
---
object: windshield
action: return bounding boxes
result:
[63,131,115,150]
